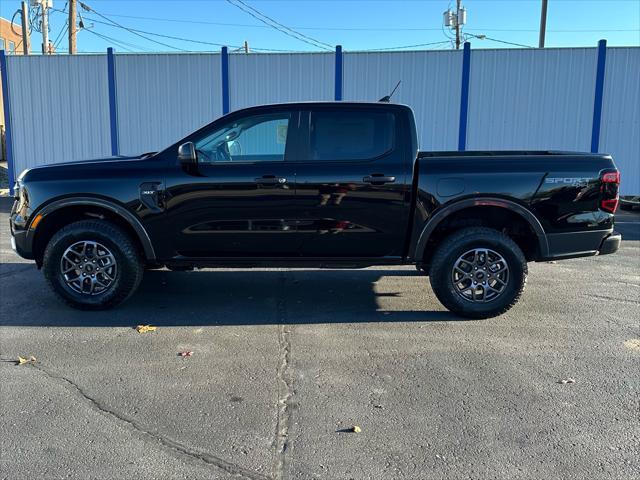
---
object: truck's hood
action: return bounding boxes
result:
[18,154,156,181]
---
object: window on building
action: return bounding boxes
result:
[0,38,5,51]
[8,41,16,54]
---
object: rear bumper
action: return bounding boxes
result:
[598,231,621,255]
[540,229,620,261]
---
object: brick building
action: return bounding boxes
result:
[1,16,27,162]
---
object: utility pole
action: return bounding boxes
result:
[538,0,548,48]
[455,0,461,50]
[20,1,30,54]
[69,0,77,54]
[444,1,467,50]
[244,40,249,53]
[38,0,51,54]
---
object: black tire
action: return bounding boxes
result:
[43,220,144,310]
[429,227,527,319]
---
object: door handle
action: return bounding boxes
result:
[255,175,287,185]
[363,174,396,185]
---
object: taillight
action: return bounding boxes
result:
[600,170,620,213]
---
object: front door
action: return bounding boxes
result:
[164,110,301,258]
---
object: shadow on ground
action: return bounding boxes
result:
[0,267,468,327]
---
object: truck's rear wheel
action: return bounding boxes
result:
[429,227,527,319]
[43,220,144,310]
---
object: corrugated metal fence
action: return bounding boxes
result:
[1,42,638,194]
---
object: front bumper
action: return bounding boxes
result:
[10,227,34,259]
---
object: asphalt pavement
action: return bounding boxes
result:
[1,201,638,480]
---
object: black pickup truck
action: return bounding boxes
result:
[10,102,621,318]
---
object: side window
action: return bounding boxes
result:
[309,111,395,161]
[195,113,290,164]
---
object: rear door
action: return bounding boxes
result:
[294,105,412,258]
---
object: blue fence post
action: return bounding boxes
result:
[334,45,343,101]
[591,39,607,153]
[0,50,15,195]
[221,46,230,114]
[106,47,119,156]
[458,42,471,151]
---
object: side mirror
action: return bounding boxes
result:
[177,142,197,165]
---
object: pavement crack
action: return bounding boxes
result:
[273,271,294,480]
[29,363,271,480]
[585,293,640,305]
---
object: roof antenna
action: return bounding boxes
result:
[379,80,401,102]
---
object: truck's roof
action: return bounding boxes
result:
[232,101,412,113]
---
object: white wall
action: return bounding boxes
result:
[467,48,597,151]
[599,48,640,196]
[344,50,462,151]
[115,53,222,155]
[5,47,639,194]
[229,52,334,111]
[7,55,111,173]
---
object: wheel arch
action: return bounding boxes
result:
[29,197,156,265]
[412,197,549,263]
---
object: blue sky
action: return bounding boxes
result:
[1,0,639,53]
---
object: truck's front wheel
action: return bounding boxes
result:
[43,220,144,310]
[429,227,527,319]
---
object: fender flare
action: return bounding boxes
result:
[29,197,156,261]
[412,197,549,261]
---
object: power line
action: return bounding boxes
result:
[225,0,333,50]
[466,33,534,49]
[74,13,301,52]
[53,22,69,49]
[83,27,154,52]
[73,11,640,33]
[361,40,451,51]
[83,28,137,52]
[73,2,189,51]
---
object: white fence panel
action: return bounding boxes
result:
[343,51,462,151]
[466,48,597,151]
[115,53,222,155]
[599,48,640,196]
[7,55,111,175]
[229,53,334,111]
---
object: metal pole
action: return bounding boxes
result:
[20,1,30,54]
[41,2,50,54]
[455,0,461,49]
[69,0,77,54]
[539,0,548,48]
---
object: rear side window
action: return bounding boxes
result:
[309,111,395,161]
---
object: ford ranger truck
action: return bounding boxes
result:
[10,102,621,318]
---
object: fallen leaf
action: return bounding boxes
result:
[624,339,640,351]
[352,425,362,433]
[558,377,576,384]
[17,355,36,365]
[178,351,194,358]
[135,325,157,334]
